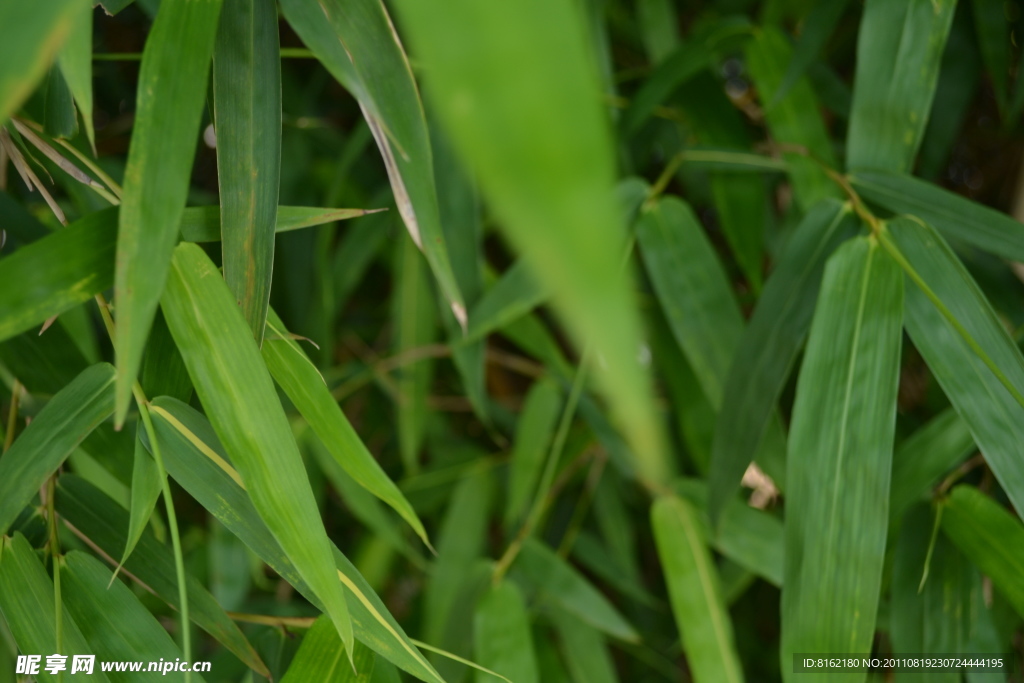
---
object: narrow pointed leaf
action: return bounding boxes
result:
[55,475,269,677]
[889,409,975,521]
[262,308,429,546]
[880,217,1024,516]
[281,616,376,683]
[940,485,1024,619]
[782,236,903,680]
[550,609,620,683]
[181,206,381,242]
[850,169,1024,263]
[214,0,281,345]
[160,242,354,655]
[144,398,444,683]
[710,199,855,521]
[390,0,669,487]
[0,363,114,534]
[772,0,852,106]
[113,0,224,424]
[846,0,957,172]
[0,0,82,127]
[0,534,113,683]
[505,377,562,527]
[474,582,538,683]
[56,0,94,149]
[465,260,549,344]
[651,495,744,683]
[62,551,208,682]
[971,0,1011,115]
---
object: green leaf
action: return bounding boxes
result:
[635,0,680,62]
[971,0,1011,115]
[113,0,225,425]
[781,236,903,678]
[0,363,114,535]
[474,581,538,683]
[56,0,94,149]
[549,608,619,683]
[391,233,437,475]
[281,616,376,683]
[0,534,113,683]
[160,242,354,656]
[505,377,563,527]
[771,0,852,106]
[745,26,841,210]
[880,217,1024,516]
[61,551,208,682]
[941,485,1024,620]
[213,0,281,345]
[44,66,78,139]
[261,308,429,547]
[143,398,444,683]
[389,0,669,487]
[846,0,957,172]
[651,495,744,683]
[850,169,1024,263]
[515,538,638,643]
[465,261,549,344]
[54,475,269,677]
[889,409,975,522]
[280,0,466,327]
[180,206,380,243]
[709,199,855,521]
[0,0,83,127]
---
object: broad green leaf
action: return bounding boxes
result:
[56,0,94,149]
[941,485,1024,619]
[890,504,972,682]
[160,242,354,656]
[61,551,207,682]
[971,0,1011,116]
[771,0,852,106]
[889,409,975,522]
[113,0,224,424]
[846,0,957,172]
[474,581,538,683]
[0,363,113,534]
[54,475,269,677]
[391,234,437,475]
[280,0,466,327]
[465,261,549,344]
[709,199,855,521]
[0,0,82,127]
[515,538,638,643]
[745,27,841,210]
[880,217,1024,516]
[549,610,619,683]
[281,616,375,683]
[213,0,281,345]
[850,170,1024,262]
[782,236,903,681]
[0,534,112,683]
[390,0,669,487]
[261,308,428,546]
[505,377,563,527]
[651,495,744,683]
[143,399,444,683]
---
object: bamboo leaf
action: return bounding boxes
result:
[846,0,957,172]
[0,0,83,127]
[54,475,270,677]
[771,0,853,106]
[709,199,855,521]
[389,0,670,487]
[160,242,354,657]
[0,363,114,535]
[850,169,1024,262]
[781,236,903,679]
[505,378,563,527]
[971,0,1011,115]
[279,0,466,327]
[61,551,208,682]
[940,485,1024,620]
[880,217,1024,516]
[0,534,113,683]
[56,0,94,149]
[515,538,638,643]
[651,495,744,683]
[143,398,444,683]
[261,308,429,547]
[465,261,549,344]
[113,0,224,424]
[213,0,281,345]
[549,608,620,683]
[473,581,538,683]
[281,616,376,683]
[745,27,841,210]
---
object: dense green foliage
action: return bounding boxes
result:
[2,0,1024,681]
